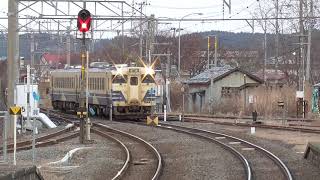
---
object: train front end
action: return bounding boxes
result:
[112,64,156,118]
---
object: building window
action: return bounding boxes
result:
[221,87,240,97]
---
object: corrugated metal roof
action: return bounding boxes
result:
[186,66,233,84]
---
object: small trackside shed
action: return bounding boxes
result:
[185,66,263,113]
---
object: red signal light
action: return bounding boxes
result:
[77,9,91,33]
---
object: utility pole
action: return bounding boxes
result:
[207,35,218,68]
[263,20,267,83]
[214,36,218,67]
[67,26,71,66]
[138,2,144,58]
[207,36,210,69]
[306,0,313,82]
[7,0,19,139]
[166,51,171,113]
[299,0,305,91]
[146,14,156,61]
[299,0,306,118]
[121,2,125,58]
[275,0,279,76]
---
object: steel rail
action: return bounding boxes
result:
[91,128,130,180]
[156,112,320,134]
[44,109,132,180]
[3,131,79,153]
[184,116,320,134]
[0,124,76,153]
[160,123,293,180]
[93,123,162,180]
[157,123,252,180]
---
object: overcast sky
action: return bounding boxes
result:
[0,0,278,36]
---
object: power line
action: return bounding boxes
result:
[149,4,220,10]
[228,1,258,18]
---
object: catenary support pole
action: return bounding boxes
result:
[7,0,19,139]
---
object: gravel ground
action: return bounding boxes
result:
[3,118,317,180]
[98,121,246,180]
[3,133,125,180]
[170,121,320,180]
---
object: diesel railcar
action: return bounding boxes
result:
[50,64,156,118]
[112,64,156,117]
[51,68,112,116]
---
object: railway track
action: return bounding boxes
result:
[45,109,162,180]
[158,113,320,134]
[93,123,162,180]
[43,109,293,179]
[0,125,78,154]
[156,122,293,180]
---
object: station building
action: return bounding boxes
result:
[185,66,263,113]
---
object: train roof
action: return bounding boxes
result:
[51,68,113,73]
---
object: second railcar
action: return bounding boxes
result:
[51,68,112,116]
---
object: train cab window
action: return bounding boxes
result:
[102,78,105,90]
[113,75,127,84]
[130,77,138,86]
[142,74,155,84]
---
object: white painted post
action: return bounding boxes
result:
[13,114,17,165]
[250,127,255,134]
[164,105,167,122]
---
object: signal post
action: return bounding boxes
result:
[77,9,92,144]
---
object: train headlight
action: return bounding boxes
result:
[116,67,123,75]
[146,66,153,75]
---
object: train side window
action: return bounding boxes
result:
[130,77,138,86]
[92,78,94,90]
[98,78,101,90]
[100,78,103,90]
[97,78,99,90]
[94,78,97,90]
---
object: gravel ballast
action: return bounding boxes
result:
[99,121,246,180]
[170,121,320,180]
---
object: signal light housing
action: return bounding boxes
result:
[77,9,91,33]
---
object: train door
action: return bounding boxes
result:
[128,76,140,104]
